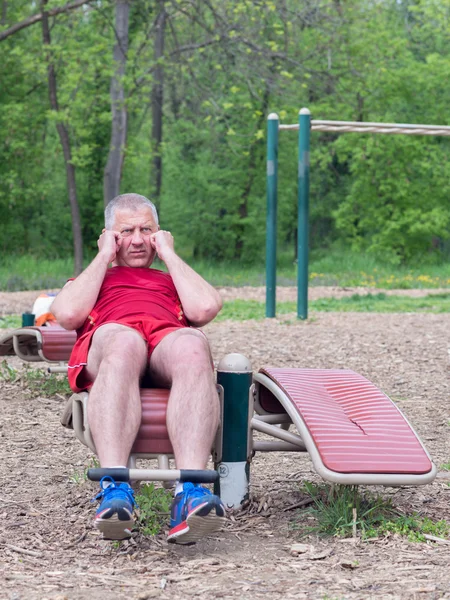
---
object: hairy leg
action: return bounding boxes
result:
[149,329,219,470]
[85,324,147,467]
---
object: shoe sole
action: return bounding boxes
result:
[167,502,226,545]
[95,513,134,540]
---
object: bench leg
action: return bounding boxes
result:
[215,354,252,508]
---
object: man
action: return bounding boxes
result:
[52,193,225,544]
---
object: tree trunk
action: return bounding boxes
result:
[234,86,271,259]
[41,0,83,275]
[103,0,129,207]
[151,0,167,209]
[1,1,7,26]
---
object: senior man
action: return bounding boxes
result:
[52,193,225,543]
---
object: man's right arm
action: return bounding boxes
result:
[52,230,119,330]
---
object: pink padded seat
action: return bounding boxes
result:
[259,368,432,475]
[131,388,173,455]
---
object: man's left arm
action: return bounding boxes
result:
[151,230,223,327]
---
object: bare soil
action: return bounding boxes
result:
[1,287,450,600]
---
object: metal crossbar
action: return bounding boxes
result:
[279,119,450,136]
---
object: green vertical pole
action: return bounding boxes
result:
[297,108,311,320]
[215,354,252,508]
[266,113,279,318]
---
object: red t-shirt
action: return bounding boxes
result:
[76,266,189,338]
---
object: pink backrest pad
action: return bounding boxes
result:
[259,368,432,475]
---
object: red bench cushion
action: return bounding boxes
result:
[259,368,432,475]
[131,389,173,455]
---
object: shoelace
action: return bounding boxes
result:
[181,482,212,500]
[93,476,137,507]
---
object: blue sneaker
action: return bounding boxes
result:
[167,483,226,544]
[93,476,136,540]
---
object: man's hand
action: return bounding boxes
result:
[150,230,175,263]
[52,229,116,330]
[151,230,223,326]
[98,229,122,264]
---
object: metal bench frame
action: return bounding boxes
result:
[0,327,437,506]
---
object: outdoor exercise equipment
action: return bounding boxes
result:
[267,110,450,319]
[0,325,437,509]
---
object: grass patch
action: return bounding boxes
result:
[308,249,450,289]
[189,250,450,289]
[69,457,100,485]
[293,482,449,542]
[0,360,71,396]
[0,359,18,382]
[366,515,450,542]
[6,291,450,330]
[216,293,450,320]
[3,249,450,291]
[0,315,22,329]
[5,291,450,328]
[0,256,75,291]
[294,482,396,538]
[135,483,172,536]
[311,292,450,313]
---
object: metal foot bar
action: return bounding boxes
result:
[253,414,292,424]
[87,468,219,483]
[251,417,306,449]
[253,441,307,452]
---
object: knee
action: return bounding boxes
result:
[100,331,147,371]
[172,333,212,372]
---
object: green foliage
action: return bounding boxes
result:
[217,292,450,321]
[135,483,172,537]
[364,515,450,543]
[2,246,450,293]
[69,457,100,485]
[0,359,18,382]
[0,360,71,396]
[294,482,397,538]
[3,1,450,264]
[309,248,450,288]
[0,256,75,291]
[0,315,21,329]
[310,292,450,313]
[293,482,450,542]
[333,136,450,264]
[22,366,72,396]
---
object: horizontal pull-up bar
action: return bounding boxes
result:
[280,119,450,136]
[266,109,450,319]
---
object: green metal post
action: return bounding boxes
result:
[297,108,311,320]
[266,113,279,318]
[215,354,252,508]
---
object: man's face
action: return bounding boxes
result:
[111,207,159,268]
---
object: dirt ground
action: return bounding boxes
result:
[1,287,450,600]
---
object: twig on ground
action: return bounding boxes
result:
[282,498,314,512]
[3,543,43,558]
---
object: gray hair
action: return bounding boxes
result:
[105,193,159,229]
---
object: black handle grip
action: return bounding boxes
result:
[87,468,129,482]
[179,469,219,483]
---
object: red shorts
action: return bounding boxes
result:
[67,317,186,393]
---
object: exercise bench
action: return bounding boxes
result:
[0,326,437,507]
